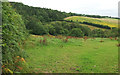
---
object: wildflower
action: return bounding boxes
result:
[21,58,26,63]
[2,65,5,68]
[16,65,23,70]
[16,56,20,58]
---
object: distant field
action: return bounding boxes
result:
[64,16,118,28]
[24,35,118,73]
[80,24,106,30]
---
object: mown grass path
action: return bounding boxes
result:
[24,35,118,73]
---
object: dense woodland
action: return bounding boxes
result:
[10,2,71,23]
[2,2,119,73]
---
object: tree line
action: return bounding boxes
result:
[27,20,119,38]
[59,20,112,29]
[69,12,120,19]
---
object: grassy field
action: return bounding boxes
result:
[64,16,118,28]
[24,35,118,73]
[80,24,106,30]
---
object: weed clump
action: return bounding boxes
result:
[40,37,47,45]
[63,38,68,43]
[117,44,120,47]
[83,36,88,41]
[109,37,113,40]
[63,36,69,43]
[55,35,63,39]
[100,40,104,43]
[115,37,118,40]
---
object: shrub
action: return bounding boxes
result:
[39,37,47,45]
[109,37,113,40]
[2,2,30,73]
[27,21,48,35]
[63,38,68,43]
[83,36,88,41]
[69,28,84,37]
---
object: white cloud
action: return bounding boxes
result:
[8,0,119,17]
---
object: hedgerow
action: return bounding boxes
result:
[2,2,30,73]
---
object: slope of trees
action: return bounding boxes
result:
[9,2,119,38]
[10,2,71,23]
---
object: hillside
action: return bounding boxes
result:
[64,16,118,29]
[10,2,118,30]
[9,2,119,37]
[10,2,71,23]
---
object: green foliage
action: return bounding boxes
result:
[91,28,119,38]
[47,21,70,35]
[62,29,69,35]
[9,2,119,38]
[69,28,84,37]
[110,28,119,37]
[9,2,72,36]
[26,20,48,35]
[10,2,71,23]
[46,25,56,35]
[2,2,29,73]
[79,26,91,36]
[43,21,118,37]
[91,29,104,37]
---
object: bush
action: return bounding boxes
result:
[26,21,48,35]
[69,28,84,37]
[2,2,30,73]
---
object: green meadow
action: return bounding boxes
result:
[24,35,118,73]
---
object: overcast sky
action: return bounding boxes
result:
[8,0,119,17]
